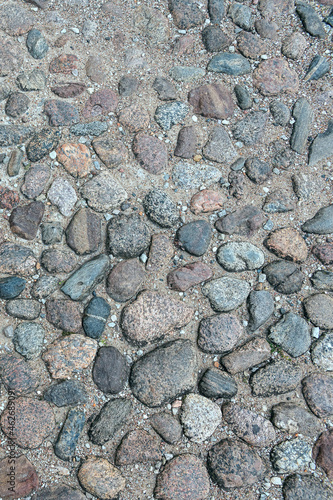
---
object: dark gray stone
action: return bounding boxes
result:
[89,398,132,444]
[202,26,229,53]
[247,290,274,331]
[250,360,302,397]
[0,276,25,299]
[207,53,251,76]
[168,0,205,29]
[83,296,110,340]
[246,156,272,184]
[234,84,252,110]
[270,100,290,126]
[41,221,63,245]
[44,380,88,407]
[283,473,333,500]
[229,3,253,30]
[35,485,86,500]
[26,128,61,162]
[54,408,85,461]
[264,260,304,294]
[143,189,179,228]
[176,220,212,256]
[0,125,34,147]
[311,270,333,291]
[296,2,326,39]
[61,254,109,301]
[208,0,224,23]
[26,29,49,59]
[304,55,330,81]
[215,205,264,237]
[107,214,150,259]
[6,299,40,320]
[268,312,311,357]
[302,204,333,234]
[290,98,313,154]
[199,367,237,399]
[154,101,189,130]
[70,121,108,136]
[150,412,182,444]
[92,346,129,394]
[118,76,139,96]
[152,77,177,101]
[309,121,333,167]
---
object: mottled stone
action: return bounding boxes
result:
[309,122,333,167]
[35,484,85,500]
[0,455,38,499]
[290,98,313,154]
[313,430,333,480]
[223,403,276,446]
[78,459,125,499]
[44,379,87,407]
[264,260,304,294]
[116,430,162,465]
[311,333,333,371]
[56,143,94,178]
[45,299,82,333]
[146,233,174,273]
[174,126,197,159]
[271,438,312,473]
[283,473,333,500]
[265,228,308,262]
[188,83,234,120]
[155,101,189,130]
[311,270,333,291]
[83,296,110,340]
[153,77,177,101]
[269,312,311,358]
[229,2,253,30]
[0,186,20,210]
[61,254,110,301]
[312,244,333,265]
[92,134,128,167]
[81,172,128,212]
[198,313,244,354]
[5,92,30,118]
[172,162,221,189]
[7,300,41,321]
[54,408,85,461]
[271,402,322,437]
[107,214,150,258]
[31,275,58,299]
[270,100,291,126]
[207,52,251,76]
[217,242,265,272]
[26,29,49,59]
[302,373,333,417]
[202,25,230,52]
[51,82,86,98]
[150,412,182,444]
[202,277,250,312]
[21,165,50,199]
[41,249,77,274]
[0,243,37,276]
[49,54,78,74]
[296,2,327,39]
[233,112,267,146]
[118,76,139,96]
[190,190,224,215]
[133,134,167,174]
[221,337,271,374]
[199,367,237,399]
[168,0,205,29]
[107,259,145,302]
[0,355,38,396]
[0,276,25,300]
[44,100,79,127]
[263,189,295,213]
[253,59,299,96]
[9,201,44,241]
[237,32,268,59]
[282,32,308,60]
[17,69,46,91]
[66,208,101,255]
[180,394,222,443]
[88,399,132,445]
[167,262,212,292]
[143,189,179,228]
[250,360,302,397]
[119,104,150,133]
[303,294,333,329]
[82,89,118,119]
[203,126,237,164]
[85,56,106,84]
[215,205,264,237]
[26,128,61,162]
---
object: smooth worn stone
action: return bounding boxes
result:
[61,254,109,301]
[253,59,299,96]
[118,76,139,96]
[215,205,264,237]
[271,438,312,473]
[313,430,333,480]
[302,373,333,417]
[92,134,128,167]
[221,337,271,374]
[188,83,234,120]
[44,379,87,407]
[199,367,237,399]
[26,128,61,162]
[0,3,35,35]
[237,32,268,59]
[207,438,264,489]
[263,189,295,213]
[150,412,183,444]
[167,262,212,292]
[118,104,149,133]
[1,397,55,449]
[203,126,237,164]
[0,243,37,276]
[234,84,253,110]
[247,290,274,331]
[202,25,230,52]
[208,0,224,23]
[216,241,265,272]
[168,0,205,29]
[172,162,221,189]
[250,359,302,397]
[282,32,308,60]
[6,299,40,320]
[143,189,179,228]
[190,190,224,215]
[312,333,333,371]
[49,54,78,74]
[71,121,108,136]
[176,220,212,256]
[51,82,86,98]
[0,36,22,77]
[202,277,250,312]
[309,121,333,167]
[229,2,253,30]
[255,18,279,39]
[82,89,119,119]
[5,92,30,118]
[0,276,26,300]
[283,473,333,500]
[85,55,106,84]
[55,409,85,462]
[26,29,49,59]
[245,157,272,184]
[107,214,150,258]
[0,354,38,396]
[155,454,210,500]
[174,126,197,159]
[305,55,330,81]
[180,394,222,443]
[268,312,311,357]
[270,100,291,126]
[0,185,19,210]
[116,430,162,466]
[311,270,333,291]
[56,143,94,178]
[78,458,125,499]
[66,208,101,255]
[83,296,110,340]
[207,52,251,76]
[155,101,188,130]
[130,339,197,407]
[13,322,44,359]
[198,313,244,353]
[17,68,46,91]
[9,201,44,240]
[43,334,97,379]
[258,0,294,17]
[312,244,333,265]
[44,100,79,127]
[41,221,63,245]
[146,233,174,273]
[93,346,129,394]
[0,455,38,499]
[45,299,82,333]
[265,228,308,262]
[290,98,313,154]
[88,399,132,445]
[223,403,275,447]
[296,2,327,39]
[170,66,205,82]
[302,204,333,234]
[81,172,128,212]
[133,134,167,174]
[107,259,145,302]
[0,125,33,147]
[21,165,50,199]
[264,260,304,294]
[121,290,193,345]
[31,275,58,299]
[153,77,177,101]
[271,402,322,437]
[303,294,333,329]
[233,111,267,146]
[41,249,77,274]
[133,5,169,45]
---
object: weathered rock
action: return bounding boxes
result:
[188,83,234,119]
[167,262,212,292]
[107,259,145,302]
[282,32,308,60]
[6,300,41,321]
[283,473,333,500]
[308,121,333,167]
[263,189,295,213]
[116,430,162,465]
[26,128,61,162]
[302,204,333,234]
[180,394,221,443]
[198,313,244,353]
[153,77,177,101]
[296,2,327,39]
[250,360,302,397]
[264,260,304,294]
[85,56,106,84]
[312,244,333,265]
[51,82,86,98]
[66,208,101,255]
[81,172,128,212]
[49,54,78,74]
[172,162,221,189]
[54,408,85,461]
[0,455,38,499]
[150,412,183,444]
[0,354,38,396]
[9,201,44,240]
[202,25,230,52]
[119,104,150,133]
[82,89,119,119]
[176,220,212,256]
[271,437,312,473]
[26,29,49,59]
[44,100,79,127]
[13,322,44,359]
[88,399,132,444]
[45,299,82,333]
[0,276,25,300]
[207,52,251,76]
[143,190,179,228]
[247,291,274,331]
[268,312,311,357]
[71,121,108,137]
[199,367,237,399]
[107,214,150,258]
[202,277,250,312]
[302,373,333,417]
[313,430,333,480]
[35,484,86,500]
[174,126,197,159]
[223,403,275,447]
[311,270,333,291]
[133,134,167,174]
[208,0,224,23]
[270,100,291,126]
[31,275,58,299]
[234,84,253,110]
[44,379,87,407]
[56,143,94,178]
[168,0,205,29]
[303,294,333,329]
[83,296,110,340]
[78,458,125,499]
[237,31,268,59]
[61,254,109,301]
[190,190,224,215]
[216,242,265,272]
[233,112,267,146]
[155,101,188,130]
[0,36,23,77]
[203,126,237,164]
[0,243,37,276]
[5,92,30,118]
[146,233,174,273]
[92,134,128,167]
[41,249,77,274]
[170,66,205,82]
[221,337,271,374]
[229,2,253,30]
[253,59,299,95]
[245,157,272,184]
[271,402,322,437]
[118,76,139,96]
[265,228,308,262]
[215,205,264,237]
[17,68,46,91]
[311,333,333,371]
[48,178,77,217]
[304,55,330,81]
[290,98,313,154]
[93,346,129,394]
[21,165,50,199]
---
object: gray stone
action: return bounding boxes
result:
[203,126,237,164]
[41,221,63,245]
[21,164,50,199]
[270,100,291,126]
[107,214,150,259]
[215,205,264,237]
[26,127,61,162]
[268,312,311,358]
[54,408,85,461]
[304,55,330,81]
[92,346,129,394]
[41,249,77,274]
[172,162,221,189]
[169,66,205,82]
[176,220,212,256]
[228,3,253,31]
[283,473,333,500]
[0,277,26,300]
[233,111,267,146]
[296,2,326,39]
[199,367,237,398]
[31,276,58,299]
[208,0,225,23]
[154,102,189,130]
[26,29,49,59]
[118,76,139,96]
[7,148,23,177]
[89,399,132,445]
[180,394,221,443]
[247,290,274,331]
[202,277,250,312]
[246,157,272,184]
[198,313,243,354]
[263,189,295,213]
[16,69,46,91]
[282,32,308,60]
[6,299,41,320]
[152,77,177,101]
[234,84,253,110]
[70,121,108,136]
[0,242,37,276]
[250,360,302,397]
[202,25,230,53]
[83,296,110,340]
[271,438,312,473]
[221,337,271,374]
[311,333,333,371]
[207,52,251,76]
[308,121,333,167]
[302,373,333,418]
[264,260,304,294]
[150,412,182,444]
[48,178,77,217]
[61,254,109,301]
[290,98,313,154]
[107,259,145,303]
[44,380,87,407]
[271,402,322,437]
[0,125,34,147]
[13,322,45,359]
[311,270,333,291]
[216,242,265,272]
[303,293,333,329]
[143,189,179,228]
[81,172,128,213]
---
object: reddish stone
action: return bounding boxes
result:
[237,32,268,59]
[66,207,102,255]
[53,34,69,48]
[9,201,44,240]
[45,299,82,333]
[115,430,162,466]
[0,455,38,499]
[253,58,299,96]
[146,233,174,273]
[0,355,38,396]
[313,430,333,480]
[265,227,308,262]
[49,54,78,74]
[188,83,235,120]
[44,100,79,127]
[215,205,264,236]
[133,134,167,174]
[312,244,333,265]
[173,34,195,56]
[40,249,77,274]
[51,82,86,98]
[167,262,213,292]
[56,143,94,178]
[82,89,118,119]
[0,186,20,210]
[190,189,224,215]
[302,373,333,418]
[92,134,128,167]
[118,104,150,133]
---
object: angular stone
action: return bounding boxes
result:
[216,242,264,272]
[66,208,101,256]
[170,66,205,82]
[26,29,49,59]
[282,32,308,60]
[229,2,253,30]
[208,52,251,75]
[172,162,221,189]
[51,82,86,98]
[174,126,198,159]
[290,98,313,154]
[283,473,333,500]
[0,185,20,210]
[81,172,127,212]
[198,313,244,354]
[258,0,294,18]
[61,254,109,301]
[146,234,174,273]
[264,260,304,294]
[44,379,87,407]
[247,290,275,331]
[202,25,230,52]
[0,3,35,35]
[92,134,128,167]
[223,403,275,447]
[270,100,291,126]
[78,459,125,499]
[269,312,311,358]
[313,430,333,480]
[41,249,77,274]
[155,101,188,130]
[133,134,167,174]
[245,157,272,184]
[215,205,264,237]
[118,76,139,96]
[48,178,77,217]
[133,5,169,44]
[311,270,333,291]
[7,300,41,321]
[17,69,46,91]
[107,214,150,258]
[167,262,212,292]
[93,346,129,394]
[312,244,333,265]
[309,121,333,167]
[302,204,333,234]
[302,373,333,417]
[190,190,224,215]
[271,402,322,437]
[303,293,333,329]
[21,164,50,199]
[168,0,205,29]
[150,412,182,444]
[5,92,30,118]
[9,201,44,240]
[31,275,58,299]
[208,0,224,23]
[0,36,22,77]
[296,2,327,39]
[176,220,212,256]
[233,111,267,146]
[0,276,25,300]
[253,59,299,96]
[56,143,94,178]
[250,360,302,397]
[180,393,221,443]
[221,337,271,374]
[89,399,132,445]
[85,56,106,84]
[263,189,295,213]
[116,430,162,465]
[0,243,37,276]
[44,100,79,127]
[237,32,268,59]
[143,189,179,228]
[83,296,110,340]
[311,333,333,371]
[271,437,312,473]
[118,104,150,133]
[0,354,38,396]
[188,83,234,120]
[153,77,177,101]
[203,126,237,164]
[26,128,61,162]
[202,277,250,312]
[265,228,308,262]
[45,299,82,333]
[82,89,118,119]
[234,84,253,110]
[0,455,38,499]
[49,54,78,74]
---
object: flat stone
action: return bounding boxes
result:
[82,89,118,120]
[153,77,177,101]
[250,360,302,397]
[83,296,110,340]
[258,0,294,17]
[61,254,110,301]
[268,312,311,357]
[130,339,197,407]
[264,260,304,294]
[133,5,169,45]
[133,134,168,174]
[296,2,327,39]
[118,76,139,96]
[0,186,20,210]
[150,412,182,444]
[5,92,30,118]
[0,276,26,299]
[21,165,50,199]
[41,221,63,245]
[302,204,333,234]
[253,59,299,96]
[237,32,268,59]
[70,121,108,137]
[1,397,55,449]
[88,399,132,445]
[216,241,265,272]
[81,172,128,212]
[247,290,275,331]
[119,104,150,133]
[180,394,221,443]
[215,205,264,237]
[176,220,212,256]
[43,334,97,379]
[92,133,128,167]
[168,0,205,29]
[311,333,333,371]
[9,201,44,240]
[6,299,41,320]
[283,473,333,500]
[198,313,244,353]
[311,270,333,291]
[302,373,333,417]
[199,367,237,399]
[229,2,253,30]
[263,189,295,213]
[108,256,144,300]
[172,162,221,189]
[207,439,265,489]
[234,84,253,110]
[13,322,44,359]
[167,262,212,292]
[146,233,174,273]
[107,214,150,258]
[0,354,38,396]
[271,402,322,437]
[93,346,129,394]
[26,128,61,162]
[56,143,94,178]
[0,3,35,35]
[0,455,38,499]
[265,228,308,262]
[174,126,198,159]
[271,437,312,473]
[17,69,46,91]
[282,32,308,60]
[85,55,106,84]
[49,54,78,74]
[188,83,234,119]
[223,403,276,446]
[0,125,33,148]
[143,189,179,228]
[44,100,79,127]
[202,277,250,312]
[0,243,37,276]
[41,249,77,274]
[78,458,125,499]
[54,408,85,461]
[190,190,224,215]
[116,430,162,465]
[51,82,86,98]
[0,36,22,77]
[66,208,101,255]
[170,66,205,82]
[203,126,237,164]
[26,29,49,59]
[270,100,291,126]
[233,111,267,146]
[208,52,251,76]
[221,337,271,374]
[303,293,333,329]
[44,379,87,407]
[155,101,189,130]
[308,121,333,167]
[290,98,313,154]
[313,429,333,480]
[45,299,82,333]
[202,25,230,52]
[121,290,193,345]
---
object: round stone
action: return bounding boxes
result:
[107,214,150,259]
[92,346,129,394]
[180,394,222,443]
[107,259,145,302]
[13,322,44,359]
[216,241,265,271]
[78,458,125,500]
[176,220,212,256]
[202,277,250,312]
